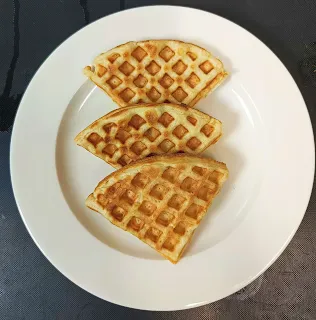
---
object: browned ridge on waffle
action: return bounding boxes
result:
[75,103,222,168]
[84,40,227,107]
[86,154,229,263]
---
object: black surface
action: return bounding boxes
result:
[1,1,316,319]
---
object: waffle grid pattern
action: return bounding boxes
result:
[84,40,227,107]
[75,104,222,168]
[87,155,228,263]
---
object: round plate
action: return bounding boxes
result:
[10,6,314,310]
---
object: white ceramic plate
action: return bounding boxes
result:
[10,6,314,311]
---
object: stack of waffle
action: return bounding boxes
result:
[76,40,229,263]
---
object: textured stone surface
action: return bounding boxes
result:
[0,0,316,319]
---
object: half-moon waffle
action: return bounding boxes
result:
[83,40,227,107]
[75,103,222,169]
[86,154,229,263]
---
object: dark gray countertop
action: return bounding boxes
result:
[1,1,316,319]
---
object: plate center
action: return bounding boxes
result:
[56,78,266,261]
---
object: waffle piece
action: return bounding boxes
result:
[75,103,222,169]
[83,40,227,107]
[86,154,229,263]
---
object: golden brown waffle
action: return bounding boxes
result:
[86,154,229,263]
[83,40,227,107]
[75,103,222,169]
